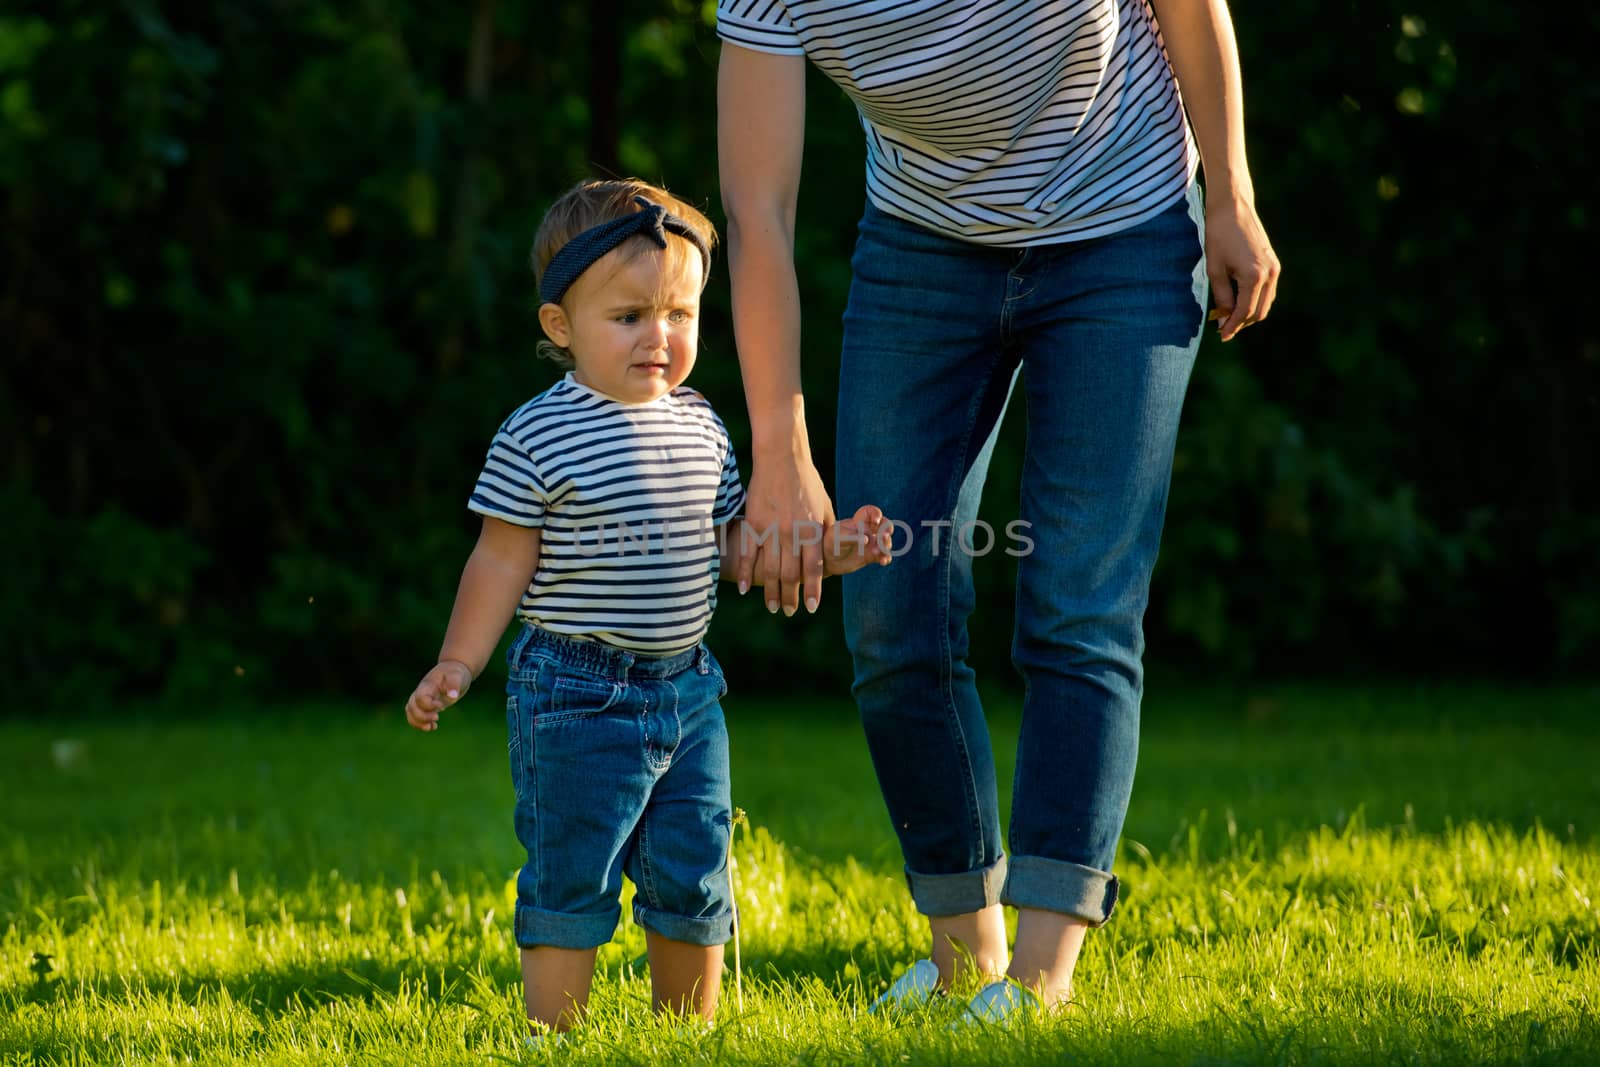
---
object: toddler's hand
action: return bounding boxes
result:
[405,660,473,732]
[822,505,895,576]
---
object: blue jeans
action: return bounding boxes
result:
[505,625,735,949]
[836,186,1206,924]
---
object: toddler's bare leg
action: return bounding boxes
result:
[645,931,724,1020]
[929,903,1009,988]
[521,945,598,1032]
[1006,907,1089,1006]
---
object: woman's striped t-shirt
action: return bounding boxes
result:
[717,0,1200,246]
[469,374,746,656]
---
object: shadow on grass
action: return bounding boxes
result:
[13,952,523,1019]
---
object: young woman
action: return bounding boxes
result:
[716,0,1280,1018]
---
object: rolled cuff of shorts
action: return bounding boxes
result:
[904,854,1007,917]
[1000,855,1119,926]
[514,900,620,950]
[631,899,734,947]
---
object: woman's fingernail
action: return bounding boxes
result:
[738,580,749,595]
[806,598,818,613]
[767,600,778,614]
[783,604,796,617]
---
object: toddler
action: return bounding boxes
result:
[403,178,888,1035]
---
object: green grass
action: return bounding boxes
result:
[3,682,1599,1064]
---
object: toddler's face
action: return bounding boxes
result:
[548,246,702,404]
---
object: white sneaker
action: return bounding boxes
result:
[957,980,1040,1026]
[526,1028,567,1051]
[868,958,942,1013]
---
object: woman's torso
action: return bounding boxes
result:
[718,0,1199,245]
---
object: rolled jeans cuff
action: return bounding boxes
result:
[631,899,734,947]
[1001,855,1120,926]
[905,854,1007,917]
[514,900,619,950]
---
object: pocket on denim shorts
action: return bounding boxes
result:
[691,647,729,703]
[506,690,531,799]
[543,675,622,724]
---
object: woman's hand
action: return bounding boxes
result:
[1145,0,1280,341]
[1205,195,1280,341]
[740,452,836,616]
[405,660,473,732]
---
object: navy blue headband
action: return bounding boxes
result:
[538,196,711,305]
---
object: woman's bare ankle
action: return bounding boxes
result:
[929,903,1009,988]
[1006,907,1089,1007]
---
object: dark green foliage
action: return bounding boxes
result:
[1,2,1594,705]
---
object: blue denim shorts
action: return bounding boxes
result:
[504,625,734,949]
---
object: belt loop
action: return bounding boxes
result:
[619,650,635,681]
[696,647,710,675]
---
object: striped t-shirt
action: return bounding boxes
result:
[469,374,746,655]
[717,0,1200,246]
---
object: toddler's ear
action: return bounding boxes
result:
[538,302,571,347]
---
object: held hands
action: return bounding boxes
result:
[822,504,894,576]
[405,659,473,732]
[1204,194,1280,342]
[739,453,835,616]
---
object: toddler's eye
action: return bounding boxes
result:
[668,310,692,324]
[617,311,640,324]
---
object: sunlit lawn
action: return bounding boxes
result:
[3,682,1598,1064]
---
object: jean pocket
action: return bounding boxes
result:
[697,647,729,701]
[506,690,533,799]
[541,674,622,724]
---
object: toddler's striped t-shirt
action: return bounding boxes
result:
[470,374,746,656]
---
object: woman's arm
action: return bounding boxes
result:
[718,42,836,617]
[405,517,541,731]
[1148,0,1280,340]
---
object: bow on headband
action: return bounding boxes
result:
[539,196,711,305]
